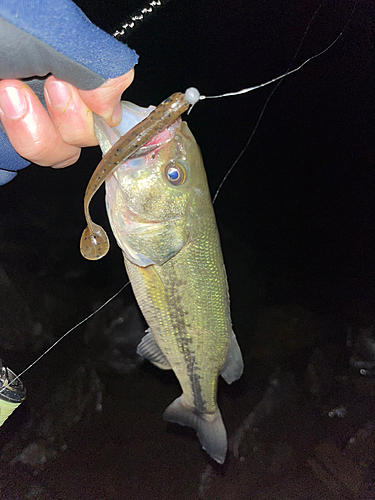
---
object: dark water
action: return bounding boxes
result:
[1,1,375,498]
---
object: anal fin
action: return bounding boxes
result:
[137,329,171,370]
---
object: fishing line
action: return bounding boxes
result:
[207,0,357,204]
[0,282,130,400]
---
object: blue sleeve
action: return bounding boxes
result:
[0,0,139,185]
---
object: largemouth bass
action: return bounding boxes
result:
[82,93,243,464]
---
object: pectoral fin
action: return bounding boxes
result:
[137,329,171,370]
[163,396,227,464]
[221,332,244,384]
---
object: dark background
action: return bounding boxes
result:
[1,1,375,498]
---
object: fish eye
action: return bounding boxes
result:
[164,162,186,185]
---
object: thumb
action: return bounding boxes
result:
[78,69,135,127]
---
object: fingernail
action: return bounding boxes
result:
[111,101,122,124]
[0,87,27,120]
[45,81,71,109]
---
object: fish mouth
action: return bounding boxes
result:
[129,118,182,159]
[122,206,163,225]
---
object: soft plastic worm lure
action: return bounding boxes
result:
[80,88,200,261]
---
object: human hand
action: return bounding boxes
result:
[0,70,134,170]
[0,0,138,184]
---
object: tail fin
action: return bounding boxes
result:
[163,396,227,464]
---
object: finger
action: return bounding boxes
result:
[78,69,135,126]
[0,80,80,168]
[44,76,97,147]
